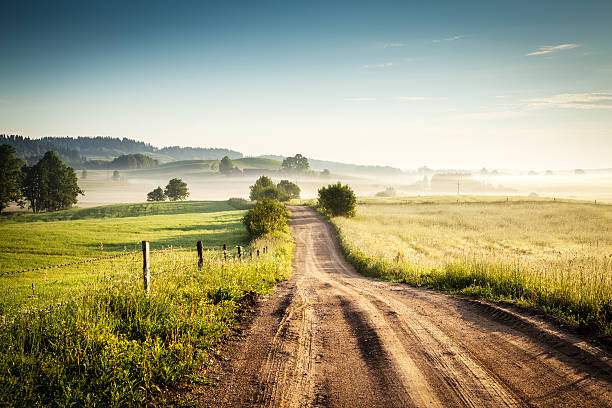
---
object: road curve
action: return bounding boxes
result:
[196,206,612,407]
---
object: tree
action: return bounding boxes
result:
[282,154,309,173]
[242,198,289,238]
[81,169,88,179]
[318,182,356,217]
[0,144,24,213]
[22,151,83,213]
[219,156,234,175]
[165,178,189,201]
[375,187,396,197]
[249,176,276,201]
[112,170,120,180]
[147,186,166,201]
[277,180,300,200]
[321,169,331,177]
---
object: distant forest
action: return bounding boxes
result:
[0,135,243,166]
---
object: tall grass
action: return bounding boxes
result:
[0,232,293,407]
[332,197,612,334]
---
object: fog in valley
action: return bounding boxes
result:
[74,164,612,208]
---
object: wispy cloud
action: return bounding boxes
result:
[393,96,447,101]
[362,62,393,69]
[433,35,462,43]
[524,92,612,109]
[379,42,404,48]
[344,97,376,102]
[455,111,526,120]
[525,43,581,56]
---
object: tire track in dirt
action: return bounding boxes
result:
[194,206,612,407]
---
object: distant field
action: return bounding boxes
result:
[331,196,612,334]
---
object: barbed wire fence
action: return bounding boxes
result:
[0,241,269,325]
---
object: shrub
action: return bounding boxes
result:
[318,182,356,217]
[242,199,289,238]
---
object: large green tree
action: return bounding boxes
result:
[249,176,275,201]
[277,180,300,200]
[147,186,166,201]
[165,178,189,201]
[22,151,83,213]
[281,154,309,173]
[0,144,24,213]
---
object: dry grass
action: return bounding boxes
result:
[332,196,612,334]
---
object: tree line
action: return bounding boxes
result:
[0,145,83,213]
[0,135,243,165]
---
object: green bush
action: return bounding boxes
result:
[242,199,289,238]
[318,182,356,217]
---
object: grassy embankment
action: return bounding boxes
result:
[330,196,612,335]
[0,200,292,407]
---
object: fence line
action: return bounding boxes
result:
[0,246,182,278]
[1,241,269,325]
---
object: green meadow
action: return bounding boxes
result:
[0,200,293,407]
[0,201,247,270]
[331,196,612,334]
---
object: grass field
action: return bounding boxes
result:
[331,196,612,334]
[0,200,293,407]
[0,201,246,270]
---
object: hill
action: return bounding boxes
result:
[0,135,243,164]
[258,155,403,176]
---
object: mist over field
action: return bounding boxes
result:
[72,166,612,207]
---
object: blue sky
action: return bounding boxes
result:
[1,0,611,169]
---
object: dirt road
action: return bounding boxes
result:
[197,206,612,407]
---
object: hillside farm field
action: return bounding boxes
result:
[332,196,612,334]
[0,201,293,407]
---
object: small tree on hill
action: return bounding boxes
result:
[219,156,234,175]
[242,198,289,238]
[147,186,166,202]
[112,170,120,181]
[0,144,24,213]
[282,154,309,173]
[277,180,300,200]
[249,176,276,201]
[165,178,189,201]
[318,182,356,217]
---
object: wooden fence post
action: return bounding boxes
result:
[223,243,227,261]
[237,246,242,260]
[142,241,150,293]
[197,241,203,268]
[257,249,260,257]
